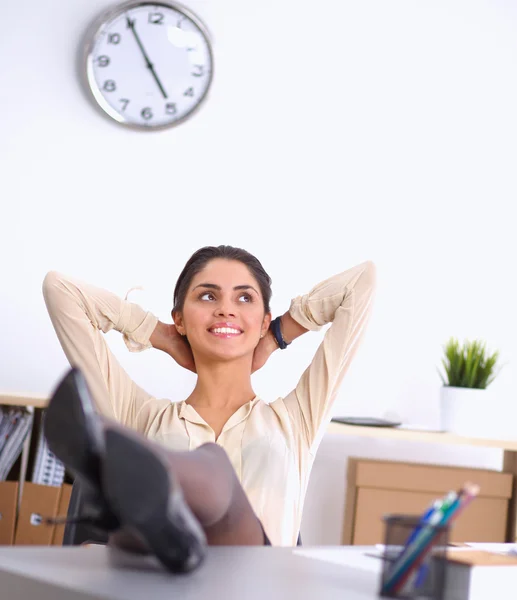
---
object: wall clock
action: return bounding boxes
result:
[83,1,213,130]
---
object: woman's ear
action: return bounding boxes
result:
[261,312,272,339]
[172,310,186,336]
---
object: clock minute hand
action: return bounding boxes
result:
[126,17,168,99]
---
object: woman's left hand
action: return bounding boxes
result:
[251,330,278,373]
[150,321,197,373]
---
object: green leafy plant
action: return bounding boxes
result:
[439,338,500,389]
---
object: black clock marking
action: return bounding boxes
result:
[184,87,194,97]
[192,65,204,77]
[149,12,164,24]
[103,80,116,92]
[141,107,153,120]
[126,17,168,99]
[119,99,130,111]
[108,33,121,44]
[97,55,110,67]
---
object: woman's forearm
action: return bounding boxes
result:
[279,312,309,345]
[149,320,171,352]
[278,261,376,345]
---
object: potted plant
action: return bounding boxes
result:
[438,338,500,436]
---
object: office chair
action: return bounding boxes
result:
[63,480,302,546]
[62,480,109,546]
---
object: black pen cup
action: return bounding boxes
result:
[379,514,449,599]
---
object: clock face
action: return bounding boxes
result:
[83,1,213,130]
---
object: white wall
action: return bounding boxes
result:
[2,0,517,544]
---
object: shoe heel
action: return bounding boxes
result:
[103,429,206,573]
[44,369,118,531]
[44,368,103,483]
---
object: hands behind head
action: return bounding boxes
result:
[170,328,197,373]
[151,322,197,373]
[251,330,278,374]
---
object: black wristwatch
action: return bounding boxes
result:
[270,316,291,349]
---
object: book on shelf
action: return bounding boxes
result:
[31,413,65,487]
[0,406,34,481]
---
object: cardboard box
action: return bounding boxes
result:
[343,458,513,545]
[14,482,61,545]
[0,481,18,545]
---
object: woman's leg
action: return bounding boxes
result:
[168,442,265,546]
[103,422,265,547]
[44,368,265,572]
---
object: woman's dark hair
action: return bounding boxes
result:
[173,245,272,314]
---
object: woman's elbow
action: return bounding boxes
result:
[42,270,66,304]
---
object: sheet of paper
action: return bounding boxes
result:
[376,542,517,555]
[463,543,517,555]
[398,424,443,431]
[292,547,382,573]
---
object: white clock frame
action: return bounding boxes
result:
[82,0,214,131]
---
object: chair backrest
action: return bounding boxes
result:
[62,481,109,546]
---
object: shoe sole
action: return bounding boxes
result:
[103,429,206,574]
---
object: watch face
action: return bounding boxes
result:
[83,1,213,130]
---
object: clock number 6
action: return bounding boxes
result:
[141,107,153,120]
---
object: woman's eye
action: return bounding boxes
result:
[198,292,252,302]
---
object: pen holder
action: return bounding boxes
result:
[379,514,449,600]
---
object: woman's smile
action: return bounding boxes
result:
[208,322,244,339]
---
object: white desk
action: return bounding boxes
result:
[4,544,514,600]
[0,545,381,600]
[327,422,517,542]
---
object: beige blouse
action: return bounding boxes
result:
[42,261,376,546]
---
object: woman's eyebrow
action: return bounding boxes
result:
[192,283,259,294]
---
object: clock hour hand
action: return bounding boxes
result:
[126,17,168,99]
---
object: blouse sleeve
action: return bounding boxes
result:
[279,261,376,453]
[42,271,171,431]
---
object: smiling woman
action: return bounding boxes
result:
[174,261,270,365]
[41,245,376,573]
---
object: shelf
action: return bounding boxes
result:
[0,392,49,409]
[327,421,517,451]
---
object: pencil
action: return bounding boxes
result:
[383,483,479,596]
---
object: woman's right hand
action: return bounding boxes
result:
[150,321,197,373]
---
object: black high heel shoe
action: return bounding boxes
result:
[102,427,207,573]
[43,368,119,534]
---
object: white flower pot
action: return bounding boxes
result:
[439,386,488,437]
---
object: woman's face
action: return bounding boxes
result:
[174,259,271,364]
